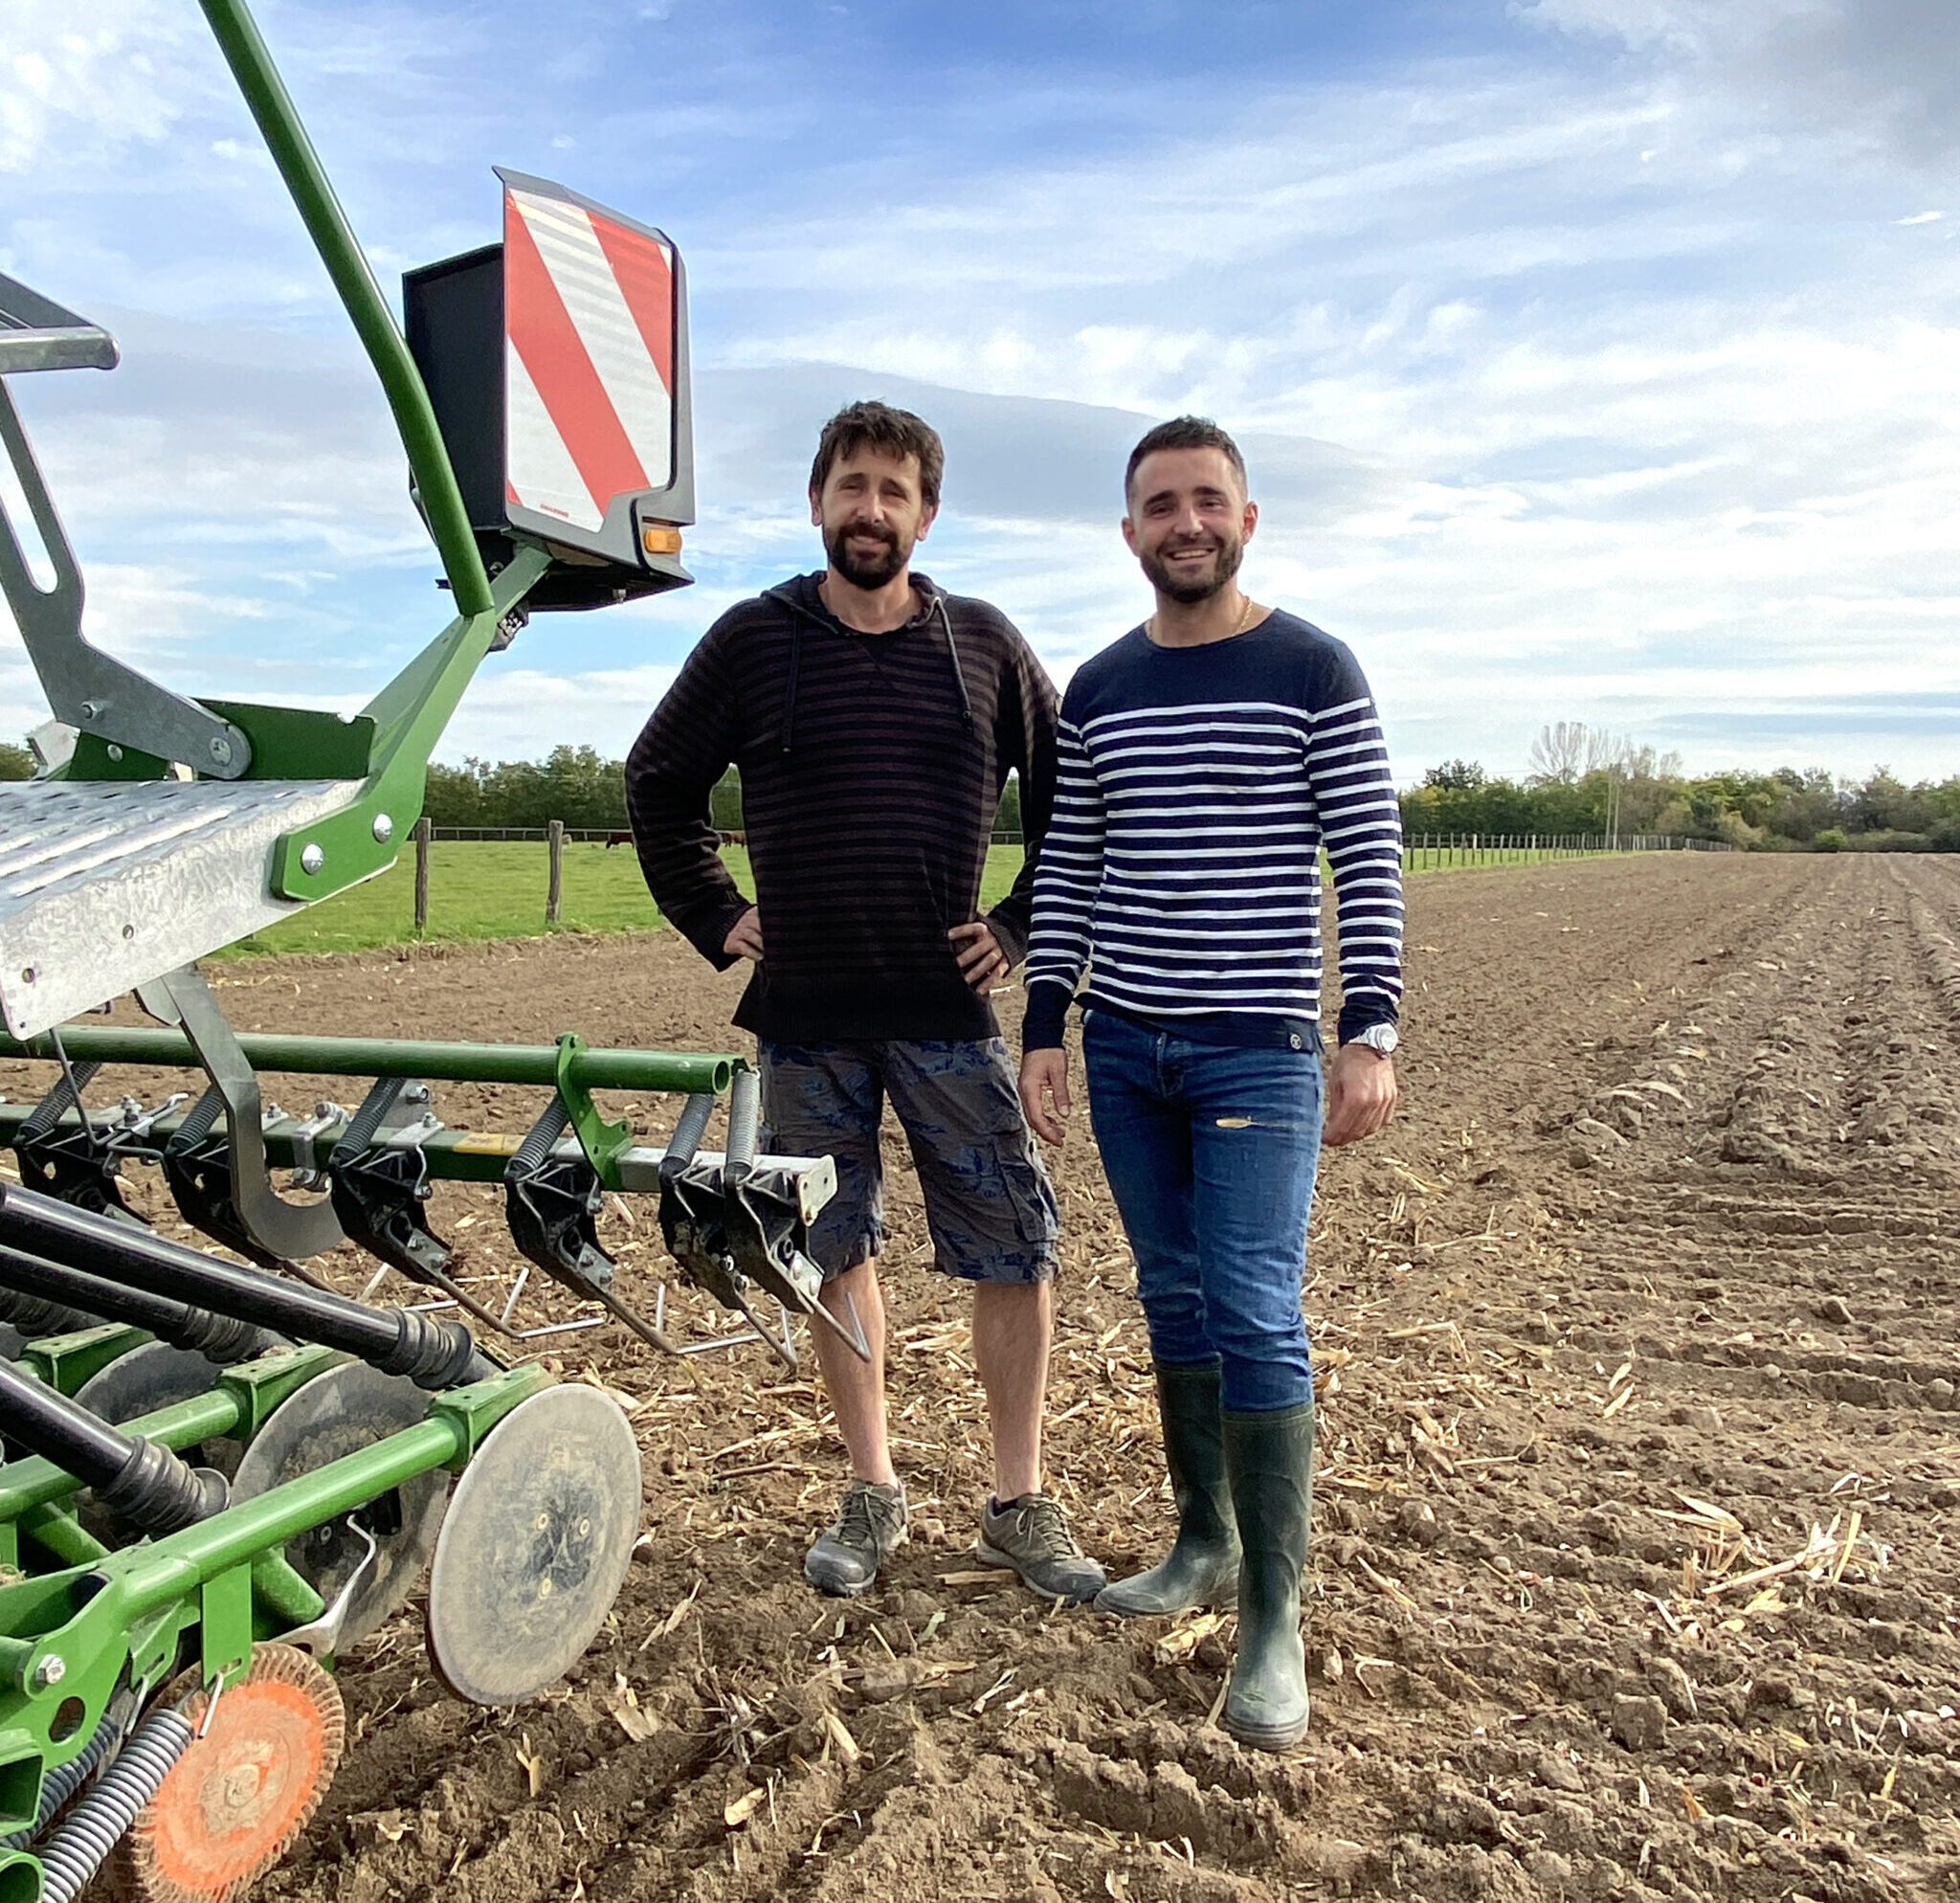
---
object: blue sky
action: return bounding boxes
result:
[3,0,1956,781]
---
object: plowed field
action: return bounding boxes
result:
[20,853,1959,1903]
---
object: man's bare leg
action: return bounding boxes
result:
[813,1257,896,1486]
[972,1279,1051,1502]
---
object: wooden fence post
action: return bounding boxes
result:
[546,819,565,924]
[413,817,432,935]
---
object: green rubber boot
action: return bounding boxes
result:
[1220,1401,1314,1751]
[1095,1361,1239,1616]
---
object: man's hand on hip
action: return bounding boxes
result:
[1018,1047,1072,1145]
[1324,1042,1397,1147]
[723,907,765,962]
[949,921,1011,994]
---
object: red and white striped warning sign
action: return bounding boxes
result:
[503,180,676,533]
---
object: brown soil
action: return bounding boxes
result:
[12,853,1959,1903]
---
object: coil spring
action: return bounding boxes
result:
[509,1097,571,1176]
[35,1706,192,1903]
[724,1069,760,1173]
[661,1092,716,1172]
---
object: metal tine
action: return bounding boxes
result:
[499,1264,532,1327]
[807,1278,872,1361]
[503,1095,685,1356]
[652,1280,785,1359]
[718,1275,797,1372]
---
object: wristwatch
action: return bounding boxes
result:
[1348,1022,1399,1058]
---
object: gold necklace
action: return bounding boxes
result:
[1148,594,1259,645]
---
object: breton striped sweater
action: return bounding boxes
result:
[1021,609,1403,1051]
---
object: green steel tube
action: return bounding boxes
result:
[196,0,494,617]
[101,1365,545,1631]
[17,1505,106,1568]
[0,1027,736,1095]
[251,1551,325,1627]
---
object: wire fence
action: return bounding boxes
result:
[986,829,1737,863]
[1399,832,1737,870]
[407,822,1731,933]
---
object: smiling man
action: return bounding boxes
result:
[1018,415,1403,1749]
[627,400,1102,1605]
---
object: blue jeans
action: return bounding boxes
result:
[1082,1011,1323,1413]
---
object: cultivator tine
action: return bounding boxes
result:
[162,1086,333,1290]
[721,1071,870,1365]
[148,967,345,1265]
[503,1098,683,1354]
[328,1077,510,1335]
[805,1282,873,1361]
[648,1076,861,1368]
[654,1087,797,1365]
[11,1055,147,1225]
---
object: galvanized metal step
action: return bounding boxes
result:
[0,777,364,1038]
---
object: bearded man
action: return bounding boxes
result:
[628,400,1102,1605]
[1018,415,1404,1749]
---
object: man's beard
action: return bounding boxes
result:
[824,518,909,590]
[1140,532,1243,605]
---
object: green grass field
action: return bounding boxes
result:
[225,835,1637,959]
[225,842,1032,958]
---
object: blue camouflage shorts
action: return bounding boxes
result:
[757,1037,1059,1285]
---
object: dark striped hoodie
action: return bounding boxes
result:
[625,571,1058,1042]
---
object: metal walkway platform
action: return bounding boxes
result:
[0,778,364,1038]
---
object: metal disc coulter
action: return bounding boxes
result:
[229,1363,450,1653]
[427,1385,643,1707]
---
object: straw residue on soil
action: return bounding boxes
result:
[11,853,1958,1902]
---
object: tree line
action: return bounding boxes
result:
[1409,725,1960,852]
[1,718,1945,853]
[0,728,1882,853]
[421,746,1019,838]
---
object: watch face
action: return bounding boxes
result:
[1359,1025,1398,1055]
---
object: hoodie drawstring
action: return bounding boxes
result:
[770,578,972,756]
[938,594,975,732]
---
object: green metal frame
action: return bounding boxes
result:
[0,1359,546,1849]
[14,1327,150,1399]
[0,1026,738,1096]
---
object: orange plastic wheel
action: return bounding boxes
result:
[110,1644,345,1903]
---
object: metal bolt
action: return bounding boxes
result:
[209,736,233,764]
[79,701,100,721]
[32,1655,65,1690]
[106,744,123,762]
[371,813,394,843]
[300,843,325,876]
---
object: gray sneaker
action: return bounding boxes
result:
[974,1492,1106,1604]
[805,1479,908,1598]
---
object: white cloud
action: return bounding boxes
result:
[3,3,1956,786]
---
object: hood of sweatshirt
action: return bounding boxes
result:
[760,571,973,755]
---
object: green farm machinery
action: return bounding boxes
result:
[0,3,850,1897]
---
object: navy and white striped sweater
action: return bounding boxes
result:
[1022,610,1403,1051]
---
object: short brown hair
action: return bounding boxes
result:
[810,400,945,509]
[1125,415,1247,504]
